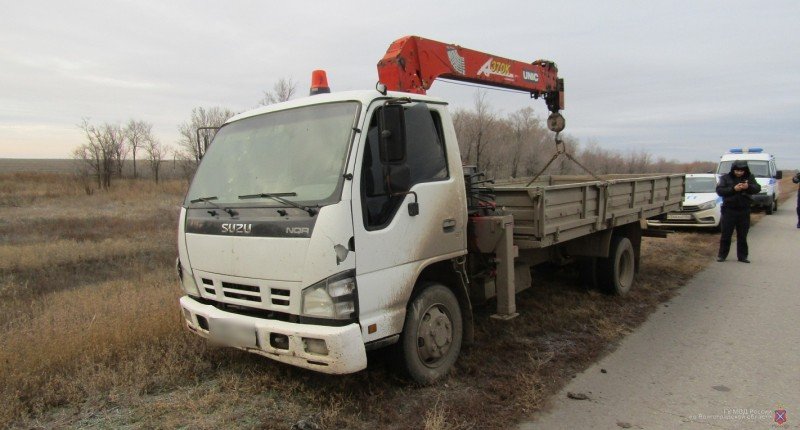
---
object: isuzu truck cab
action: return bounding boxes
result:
[178,89,468,380]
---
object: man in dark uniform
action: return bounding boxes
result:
[716,160,761,263]
[793,171,800,228]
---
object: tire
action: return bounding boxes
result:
[400,283,463,385]
[766,200,774,215]
[597,236,635,296]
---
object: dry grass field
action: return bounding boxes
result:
[0,172,794,429]
[0,158,190,180]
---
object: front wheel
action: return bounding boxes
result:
[400,283,463,385]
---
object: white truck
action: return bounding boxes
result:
[716,148,783,214]
[176,36,684,384]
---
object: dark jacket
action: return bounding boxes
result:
[716,160,761,210]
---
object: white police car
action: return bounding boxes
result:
[647,173,722,230]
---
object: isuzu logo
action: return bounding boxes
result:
[221,223,252,234]
[286,227,310,235]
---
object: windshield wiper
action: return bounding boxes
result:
[189,196,238,217]
[238,192,317,217]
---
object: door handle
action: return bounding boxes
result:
[442,218,456,233]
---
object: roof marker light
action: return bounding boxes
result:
[310,70,330,96]
[747,147,763,153]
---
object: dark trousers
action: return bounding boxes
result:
[796,191,800,223]
[718,207,750,260]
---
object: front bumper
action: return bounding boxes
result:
[179,296,367,374]
[647,207,720,228]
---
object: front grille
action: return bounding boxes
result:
[224,291,261,301]
[202,278,216,295]
[681,206,700,213]
[196,275,293,309]
[222,282,259,293]
[271,288,290,306]
[222,281,262,302]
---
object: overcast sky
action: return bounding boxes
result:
[2,1,798,168]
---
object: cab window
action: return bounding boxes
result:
[360,103,448,229]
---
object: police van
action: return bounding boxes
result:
[716,148,783,214]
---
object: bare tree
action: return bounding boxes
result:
[73,141,102,190]
[124,119,153,179]
[176,106,236,165]
[471,91,497,173]
[452,108,472,161]
[74,118,101,189]
[506,107,551,178]
[259,78,297,106]
[450,93,718,179]
[144,136,165,183]
[578,140,622,174]
[453,90,498,173]
[507,108,530,178]
[623,149,652,173]
[74,119,125,189]
[108,124,126,178]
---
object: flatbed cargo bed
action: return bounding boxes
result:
[490,174,685,249]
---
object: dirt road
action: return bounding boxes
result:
[523,194,800,429]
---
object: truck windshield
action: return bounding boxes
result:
[717,160,770,177]
[685,177,717,193]
[185,102,359,207]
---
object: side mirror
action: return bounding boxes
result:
[387,164,410,193]
[386,164,419,216]
[378,104,406,164]
[775,170,783,179]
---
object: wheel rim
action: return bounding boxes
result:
[416,303,453,368]
[617,247,634,290]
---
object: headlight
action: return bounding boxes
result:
[176,258,200,297]
[301,270,357,320]
[697,200,717,211]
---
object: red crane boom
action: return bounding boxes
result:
[377,35,564,113]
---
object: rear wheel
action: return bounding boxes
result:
[597,236,635,295]
[400,283,463,385]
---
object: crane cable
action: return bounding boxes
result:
[526,132,603,186]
